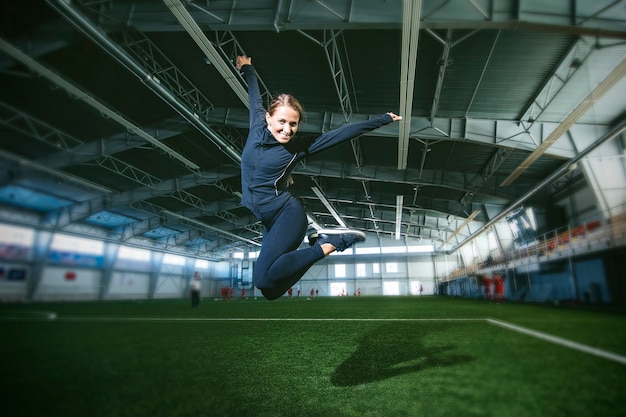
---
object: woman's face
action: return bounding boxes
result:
[266,105,300,144]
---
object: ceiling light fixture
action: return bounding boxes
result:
[397,0,421,170]
[395,195,404,240]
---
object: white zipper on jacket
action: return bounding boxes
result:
[274,153,298,196]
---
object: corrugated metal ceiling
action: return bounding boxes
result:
[0,0,624,258]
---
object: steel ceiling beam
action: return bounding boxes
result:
[0,102,83,152]
[501,57,626,187]
[204,107,581,159]
[47,0,242,164]
[0,149,113,194]
[519,37,596,124]
[209,30,273,106]
[427,28,452,125]
[62,0,626,38]
[311,184,347,228]
[45,0,269,248]
[361,181,380,235]
[166,0,327,239]
[0,38,201,171]
[161,210,262,247]
[163,0,249,108]
[294,160,515,203]
[452,117,626,252]
[464,29,501,119]
[441,209,480,247]
[38,118,191,169]
[0,105,245,239]
[40,166,241,230]
[298,28,365,170]
[120,30,216,113]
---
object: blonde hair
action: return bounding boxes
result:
[268,93,304,122]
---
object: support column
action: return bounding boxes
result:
[568,256,579,301]
[99,241,119,300]
[148,251,164,299]
[26,230,53,301]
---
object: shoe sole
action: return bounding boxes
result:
[316,228,365,239]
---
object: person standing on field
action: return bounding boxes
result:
[190,271,201,309]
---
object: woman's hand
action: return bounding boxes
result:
[236,55,252,70]
[387,112,402,122]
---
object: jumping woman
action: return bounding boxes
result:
[236,55,402,300]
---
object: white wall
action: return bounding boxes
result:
[35,266,101,301]
[297,255,440,297]
[153,275,186,299]
[107,271,150,300]
[0,229,457,301]
[0,262,28,301]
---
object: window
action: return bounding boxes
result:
[382,246,406,254]
[330,282,346,296]
[51,233,103,255]
[334,264,346,278]
[385,262,398,273]
[506,206,537,244]
[234,250,259,260]
[0,224,33,261]
[118,245,151,261]
[373,263,380,274]
[48,233,104,267]
[163,253,185,265]
[0,224,33,245]
[407,245,434,253]
[355,246,380,255]
[487,231,498,251]
[195,259,209,270]
[356,263,366,277]
[383,281,400,295]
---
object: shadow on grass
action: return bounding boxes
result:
[331,322,474,387]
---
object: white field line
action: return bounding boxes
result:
[0,310,58,320]
[2,313,625,365]
[486,318,626,365]
[53,317,485,322]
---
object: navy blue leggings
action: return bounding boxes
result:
[253,197,325,299]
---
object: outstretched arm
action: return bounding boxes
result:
[236,55,266,129]
[305,112,402,156]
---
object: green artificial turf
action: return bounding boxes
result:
[0,296,624,417]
